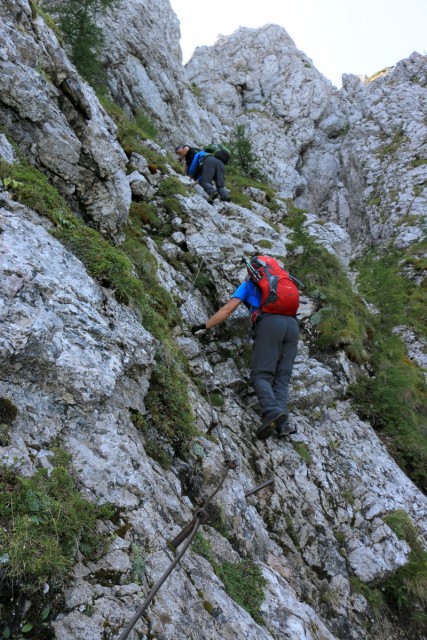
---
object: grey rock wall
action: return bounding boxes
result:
[99,0,218,147]
[0,2,426,639]
[0,0,130,237]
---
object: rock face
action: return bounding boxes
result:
[338,54,427,251]
[184,24,427,252]
[0,2,426,640]
[0,0,131,237]
[185,24,338,201]
[99,0,218,146]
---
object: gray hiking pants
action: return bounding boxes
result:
[201,156,228,200]
[250,314,299,423]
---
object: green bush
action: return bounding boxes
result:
[351,510,427,636]
[375,128,409,159]
[130,201,161,229]
[131,543,146,583]
[192,535,266,625]
[292,442,311,464]
[54,223,172,338]
[55,216,197,468]
[192,533,213,562]
[225,167,277,210]
[97,94,165,168]
[145,356,196,457]
[130,352,196,470]
[157,176,186,198]
[350,576,385,612]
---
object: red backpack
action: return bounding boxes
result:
[247,255,300,318]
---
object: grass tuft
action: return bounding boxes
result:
[349,247,427,491]
[0,159,75,227]
[215,560,266,624]
[0,450,114,635]
[352,510,427,636]
[192,535,266,625]
[0,451,111,588]
[285,203,373,363]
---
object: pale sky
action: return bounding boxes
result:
[169,0,427,87]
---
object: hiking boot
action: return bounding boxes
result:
[207,191,218,205]
[256,412,285,440]
[218,188,230,202]
[276,416,297,437]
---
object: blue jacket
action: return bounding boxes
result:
[188,150,208,182]
[232,280,261,315]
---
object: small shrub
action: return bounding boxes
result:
[157,176,187,198]
[54,222,177,340]
[192,537,267,623]
[130,349,196,469]
[256,239,273,249]
[194,271,215,294]
[190,83,202,98]
[52,196,195,471]
[349,247,427,491]
[227,125,266,181]
[47,0,119,88]
[225,166,276,210]
[350,576,385,612]
[162,198,181,218]
[133,111,159,140]
[131,543,146,583]
[375,128,409,159]
[39,7,64,43]
[209,392,224,408]
[0,398,17,425]
[285,206,372,363]
[144,356,196,457]
[203,600,214,614]
[0,424,10,446]
[382,511,427,623]
[205,504,230,539]
[192,533,213,562]
[411,157,427,168]
[130,201,161,228]
[130,409,173,470]
[97,94,167,169]
[193,533,267,623]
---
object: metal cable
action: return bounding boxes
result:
[116,465,232,640]
[116,516,201,640]
[186,257,234,461]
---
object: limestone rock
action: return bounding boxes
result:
[0,3,426,640]
[0,0,131,237]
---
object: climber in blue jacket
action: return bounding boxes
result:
[188,150,230,204]
[191,272,299,441]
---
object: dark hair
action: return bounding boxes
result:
[175,145,184,152]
